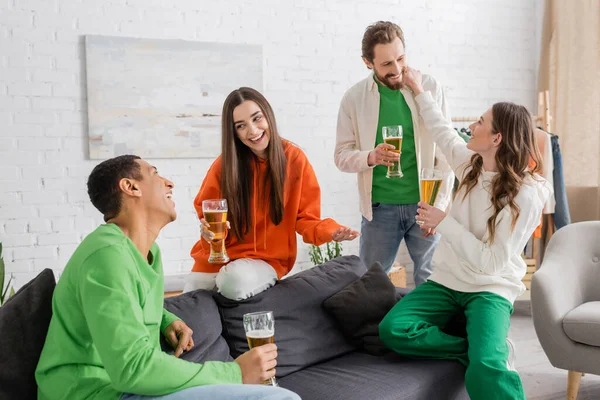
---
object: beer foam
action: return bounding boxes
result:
[246,329,274,338]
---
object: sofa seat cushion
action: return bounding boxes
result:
[278,351,468,400]
[0,269,56,400]
[563,301,600,346]
[215,255,366,377]
[162,289,233,363]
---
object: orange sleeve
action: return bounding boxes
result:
[294,152,342,246]
[191,158,223,260]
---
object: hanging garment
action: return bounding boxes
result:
[551,135,571,229]
[539,130,555,214]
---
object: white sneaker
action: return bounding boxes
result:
[506,337,517,371]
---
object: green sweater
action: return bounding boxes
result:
[372,77,420,204]
[35,224,242,400]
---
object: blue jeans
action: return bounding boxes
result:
[551,135,570,229]
[121,385,300,400]
[360,203,439,286]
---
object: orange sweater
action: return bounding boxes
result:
[190,141,342,278]
[528,157,542,239]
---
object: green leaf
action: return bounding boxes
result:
[334,242,343,258]
[326,242,334,261]
[9,286,15,298]
[0,243,5,301]
[0,275,12,304]
[312,245,324,265]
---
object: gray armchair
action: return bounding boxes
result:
[531,221,600,400]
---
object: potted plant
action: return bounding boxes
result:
[0,242,15,306]
[308,242,343,266]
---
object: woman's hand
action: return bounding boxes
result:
[332,227,360,242]
[422,228,437,238]
[199,218,214,242]
[416,201,446,230]
[200,218,230,242]
[402,66,424,96]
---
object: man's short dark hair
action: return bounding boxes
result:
[361,21,405,63]
[87,155,142,222]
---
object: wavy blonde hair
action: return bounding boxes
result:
[456,102,542,243]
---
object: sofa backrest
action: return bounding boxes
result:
[215,255,367,377]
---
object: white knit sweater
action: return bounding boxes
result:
[415,91,553,303]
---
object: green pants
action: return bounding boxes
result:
[379,281,525,400]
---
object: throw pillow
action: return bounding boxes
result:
[0,269,56,400]
[323,262,398,356]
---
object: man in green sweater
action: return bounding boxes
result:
[334,21,454,286]
[35,155,299,400]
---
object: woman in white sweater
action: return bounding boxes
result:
[379,67,552,400]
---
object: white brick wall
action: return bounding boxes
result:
[0,0,540,289]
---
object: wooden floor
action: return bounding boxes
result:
[510,311,600,399]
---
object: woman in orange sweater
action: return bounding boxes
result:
[185,87,359,300]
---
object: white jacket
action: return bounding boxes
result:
[334,73,454,221]
[415,91,552,303]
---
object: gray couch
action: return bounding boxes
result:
[165,256,469,400]
[0,256,468,400]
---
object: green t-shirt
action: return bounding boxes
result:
[35,223,242,400]
[371,77,420,204]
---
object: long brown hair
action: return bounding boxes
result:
[456,102,543,243]
[220,87,287,241]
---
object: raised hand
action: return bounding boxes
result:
[402,66,424,95]
[332,227,360,242]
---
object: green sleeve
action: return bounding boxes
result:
[161,309,181,333]
[79,247,242,396]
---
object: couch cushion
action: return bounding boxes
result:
[323,262,399,355]
[162,289,233,362]
[563,301,600,346]
[0,269,55,400]
[278,351,468,400]
[215,255,366,377]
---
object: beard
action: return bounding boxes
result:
[374,68,404,90]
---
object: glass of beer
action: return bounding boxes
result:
[417,168,442,225]
[202,199,229,264]
[243,311,277,387]
[382,125,403,178]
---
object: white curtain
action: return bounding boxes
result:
[538,0,600,220]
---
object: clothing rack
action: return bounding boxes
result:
[450,91,554,281]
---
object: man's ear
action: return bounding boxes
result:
[362,56,373,70]
[118,178,141,197]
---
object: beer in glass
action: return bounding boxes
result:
[382,125,403,178]
[202,199,229,263]
[417,168,442,225]
[243,311,277,387]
